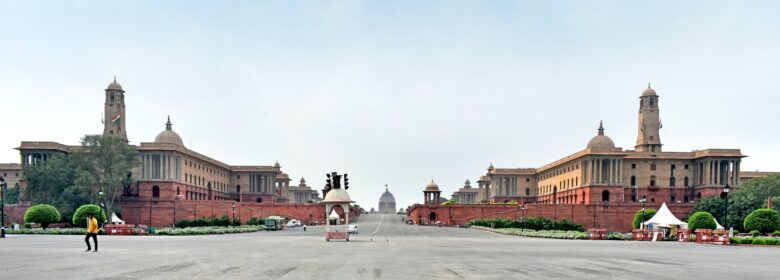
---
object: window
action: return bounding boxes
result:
[526,178,530,182]
[684,164,689,170]
[650,98,654,107]
[650,176,656,187]
[670,177,676,187]
[601,190,610,202]
[526,188,530,196]
[651,197,655,202]
[631,176,636,186]
[152,185,160,198]
[671,195,676,202]
[631,164,636,169]
[684,177,689,187]
[650,163,656,171]
[671,164,676,170]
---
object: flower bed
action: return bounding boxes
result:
[154,225,266,235]
[7,228,88,235]
[473,226,587,239]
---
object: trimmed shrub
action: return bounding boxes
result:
[247,217,266,226]
[72,204,107,228]
[175,215,234,228]
[688,212,717,232]
[752,238,767,245]
[729,237,740,244]
[750,230,761,237]
[743,209,780,234]
[24,204,61,229]
[632,209,657,229]
[468,217,584,232]
[765,238,778,245]
[774,230,780,236]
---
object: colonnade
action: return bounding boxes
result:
[587,157,623,185]
[698,159,740,187]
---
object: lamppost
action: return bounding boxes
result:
[639,196,647,230]
[723,184,730,230]
[521,205,526,222]
[1,176,6,238]
[232,202,236,227]
[98,191,105,224]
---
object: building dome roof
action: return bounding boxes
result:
[322,187,353,203]
[380,189,395,203]
[154,116,184,146]
[587,121,615,149]
[642,84,656,96]
[425,180,440,191]
[107,76,123,91]
[274,161,281,168]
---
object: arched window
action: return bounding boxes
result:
[236,185,241,193]
[256,197,263,203]
[176,187,180,196]
[601,190,610,202]
[670,177,676,187]
[650,176,656,187]
[152,185,160,198]
[525,188,530,196]
[684,177,689,187]
[631,176,636,186]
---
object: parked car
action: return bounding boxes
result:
[286,219,301,227]
[347,225,358,234]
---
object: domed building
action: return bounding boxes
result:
[155,116,185,146]
[378,185,397,214]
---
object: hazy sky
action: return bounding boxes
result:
[2,1,779,209]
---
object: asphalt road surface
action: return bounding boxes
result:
[1,214,777,279]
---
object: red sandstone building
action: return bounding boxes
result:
[10,79,345,227]
[411,85,772,231]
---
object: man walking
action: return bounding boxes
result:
[85,213,98,252]
[303,224,307,232]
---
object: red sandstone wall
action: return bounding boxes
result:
[409,203,694,232]
[117,199,360,227]
[2,203,31,226]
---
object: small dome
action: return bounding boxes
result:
[322,188,353,203]
[107,76,123,91]
[587,121,615,149]
[642,83,656,96]
[464,179,472,188]
[274,161,281,168]
[154,116,184,146]
[425,180,440,191]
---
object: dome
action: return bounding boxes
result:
[322,187,353,203]
[642,83,656,96]
[425,180,440,191]
[154,116,184,146]
[274,161,281,168]
[107,76,123,91]
[587,121,615,149]
[380,189,395,202]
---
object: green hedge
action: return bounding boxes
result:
[72,204,107,227]
[473,226,587,239]
[688,212,717,232]
[247,217,266,226]
[752,238,767,245]
[175,215,239,228]
[7,228,87,235]
[750,230,761,237]
[743,209,780,234]
[24,204,61,229]
[632,209,657,229]
[469,217,584,232]
[155,225,265,235]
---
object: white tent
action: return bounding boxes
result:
[329,210,341,225]
[643,203,688,229]
[111,213,125,224]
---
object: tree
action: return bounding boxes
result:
[24,204,61,229]
[22,154,74,204]
[692,196,725,225]
[70,135,139,223]
[763,197,780,212]
[743,209,780,234]
[5,185,20,204]
[694,175,780,230]
[72,204,107,227]
[688,212,717,232]
[632,209,657,229]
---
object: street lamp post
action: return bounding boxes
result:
[724,184,730,230]
[640,196,647,230]
[232,202,236,227]
[1,176,6,238]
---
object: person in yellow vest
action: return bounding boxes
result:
[85,213,99,252]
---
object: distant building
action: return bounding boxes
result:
[0,163,22,191]
[378,186,396,214]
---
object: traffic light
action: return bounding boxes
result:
[343,174,349,190]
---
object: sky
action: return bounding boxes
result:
[1,1,779,209]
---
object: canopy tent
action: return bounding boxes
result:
[111,213,125,224]
[643,203,688,229]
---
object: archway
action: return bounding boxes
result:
[152,185,160,198]
[429,212,438,222]
[256,197,263,203]
[601,190,610,202]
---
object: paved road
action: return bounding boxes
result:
[1,214,778,279]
